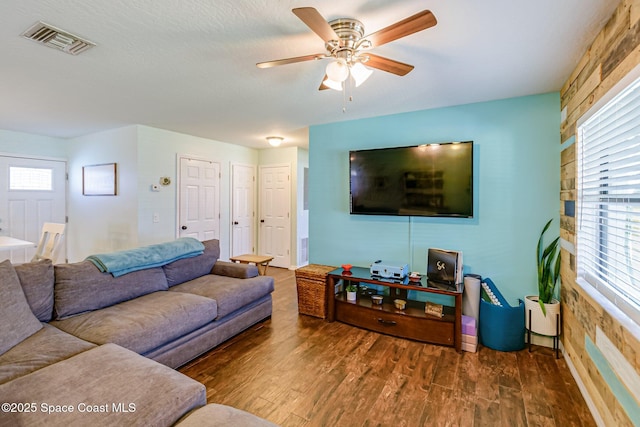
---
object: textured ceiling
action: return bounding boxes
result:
[0,0,619,149]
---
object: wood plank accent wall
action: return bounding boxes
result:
[560,1,640,426]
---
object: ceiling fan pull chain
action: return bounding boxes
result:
[342,82,347,113]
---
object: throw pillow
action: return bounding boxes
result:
[0,260,43,355]
[14,259,55,322]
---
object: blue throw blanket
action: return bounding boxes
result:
[86,237,205,277]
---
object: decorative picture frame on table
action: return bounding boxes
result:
[83,163,117,196]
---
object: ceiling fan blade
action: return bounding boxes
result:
[365,10,437,48]
[292,7,339,43]
[363,53,414,76]
[257,53,328,69]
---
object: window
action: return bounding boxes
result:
[577,75,640,322]
[9,166,53,191]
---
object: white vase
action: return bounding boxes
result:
[346,291,357,301]
[525,295,560,336]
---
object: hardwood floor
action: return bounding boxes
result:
[179,267,595,427]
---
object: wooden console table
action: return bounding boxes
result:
[326,267,463,352]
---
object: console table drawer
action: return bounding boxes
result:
[335,301,454,346]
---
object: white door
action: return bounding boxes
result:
[258,164,290,268]
[178,157,220,241]
[231,163,255,256]
[0,155,67,263]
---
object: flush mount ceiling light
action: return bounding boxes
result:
[266,136,284,147]
[21,21,95,55]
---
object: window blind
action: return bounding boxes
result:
[577,76,640,317]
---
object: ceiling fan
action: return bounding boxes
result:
[256,7,437,91]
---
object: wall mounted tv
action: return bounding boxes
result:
[349,141,473,218]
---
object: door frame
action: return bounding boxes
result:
[230,162,256,257]
[258,163,292,268]
[0,152,68,263]
[176,153,221,240]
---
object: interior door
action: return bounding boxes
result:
[0,155,67,263]
[178,157,220,241]
[231,163,255,256]
[258,164,290,268]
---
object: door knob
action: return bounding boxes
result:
[260,220,265,223]
[181,226,187,230]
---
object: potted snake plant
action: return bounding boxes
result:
[525,219,561,336]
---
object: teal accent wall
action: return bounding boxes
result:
[309,93,560,304]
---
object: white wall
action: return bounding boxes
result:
[136,126,258,260]
[61,125,261,261]
[0,129,67,158]
[66,126,139,261]
[1,126,282,263]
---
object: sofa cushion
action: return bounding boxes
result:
[0,343,206,427]
[0,260,42,355]
[170,274,274,319]
[176,404,278,427]
[212,260,259,278]
[54,261,169,319]
[0,324,95,385]
[163,239,221,287]
[15,259,55,322]
[50,291,218,355]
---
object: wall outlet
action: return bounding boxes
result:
[153,213,160,223]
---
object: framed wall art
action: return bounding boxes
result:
[83,163,117,196]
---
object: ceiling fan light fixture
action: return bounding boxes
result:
[259,8,437,101]
[266,136,284,147]
[322,77,343,91]
[325,59,349,82]
[350,61,373,87]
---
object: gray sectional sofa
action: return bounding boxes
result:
[0,239,277,426]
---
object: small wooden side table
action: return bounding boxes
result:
[229,254,274,275]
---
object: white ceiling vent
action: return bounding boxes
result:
[21,21,95,55]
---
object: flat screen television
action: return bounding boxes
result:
[349,141,473,217]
